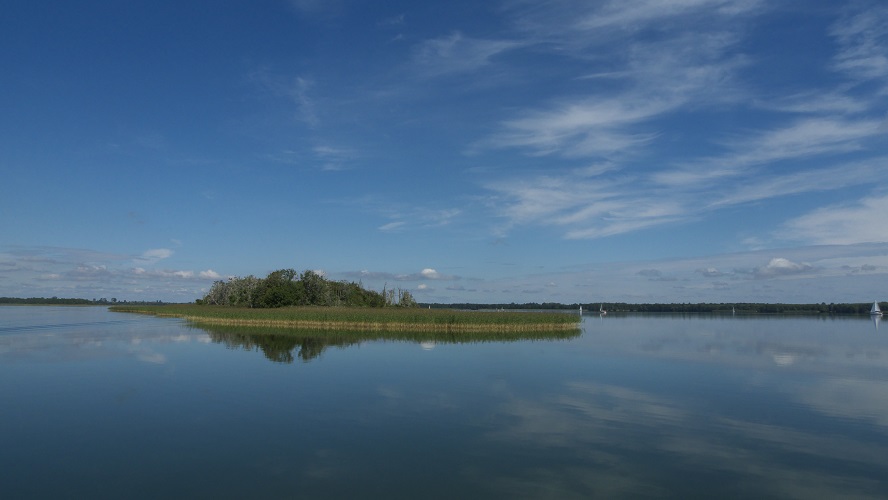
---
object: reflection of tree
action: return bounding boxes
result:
[195,324,581,364]
[201,327,361,363]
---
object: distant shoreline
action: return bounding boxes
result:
[3,297,883,315]
[430,302,884,315]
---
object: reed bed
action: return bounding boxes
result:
[110,304,580,333]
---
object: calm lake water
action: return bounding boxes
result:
[2,306,887,499]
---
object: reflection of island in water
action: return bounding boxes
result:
[196,324,581,363]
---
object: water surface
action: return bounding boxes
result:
[2,306,887,498]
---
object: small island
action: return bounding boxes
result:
[110,268,581,333]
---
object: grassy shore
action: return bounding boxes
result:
[110,304,581,333]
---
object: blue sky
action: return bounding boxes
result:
[2,0,887,304]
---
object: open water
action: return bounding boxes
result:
[1,306,887,498]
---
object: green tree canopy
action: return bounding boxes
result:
[200,269,404,308]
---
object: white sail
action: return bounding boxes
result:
[871,301,882,316]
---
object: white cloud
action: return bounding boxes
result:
[482,0,757,160]
[508,0,763,47]
[565,216,683,240]
[484,97,668,157]
[411,32,524,78]
[486,127,883,241]
[423,208,461,227]
[574,0,763,32]
[199,270,222,280]
[378,221,405,232]
[487,175,620,225]
[732,118,881,163]
[753,258,813,279]
[368,268,460,282]
[707,160,885,209]
[657,118,884,187]
[486,174,688,240]
[761,91,870,115]
[697,267,725,278]
[368,204,463,234]
[782,193,888,245]
[474,0,773,243]
[293,77,318,128]
[136,248,173,265]
[478,0,885,247]
[830,5,888,82]
[313,143,356,171]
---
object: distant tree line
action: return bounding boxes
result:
[197,268,417,308]
[425,302,885,315]
[0,297,167,305]
[428,302,578,311]
[599,302,884,314]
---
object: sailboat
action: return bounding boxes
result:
[599,304,607,315]
[871,301,883,316]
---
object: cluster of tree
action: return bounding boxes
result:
[0,297,168,305]
[197,268,417,308]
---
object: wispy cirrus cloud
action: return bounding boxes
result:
[134,248,173,265]
[655,117,884,187]
[343,268,459,282]
[485,171,686,239]
[411,31,524,78]
[313,144,357,171]
[292,77,319,128]
[759,90,871,115]
[570,0,764,32]
[250,69,321,128]
[378,221,406,232]
[505,0,764,46]
[479,32,747,158]
[481,97,666,158]
[830,4,888,83]
[781,193,888,246]
[473,1,767,240]
[472,1,888,246]
[707,160,885,209]
[722,117,881,163]
[371,200,462,233]
[484,79,885,239]
[487,151,885,242]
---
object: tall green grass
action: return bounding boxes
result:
[110,304,581,333]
